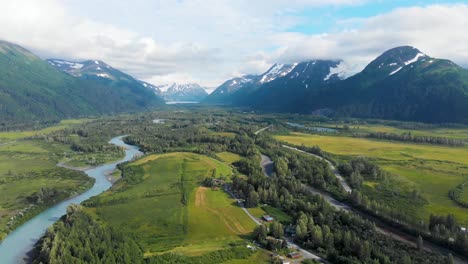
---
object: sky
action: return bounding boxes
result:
[1,0,467,91]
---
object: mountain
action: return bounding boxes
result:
[203,60,348,108]
[304,46,468,123]
[156,83,208,102]
[47,58,164,100]
[0,40,163,124]
[206,46,468,123]
[203,63,301,104]
[203,75,258,104]
[237,60,347,110]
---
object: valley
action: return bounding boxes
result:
[0,109,463,263]
[1,22,468,263]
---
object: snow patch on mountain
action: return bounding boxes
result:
[324,61,351,81]
[260,63,297,83]
[96,73,110,78]
[48,60,84,70]
[389,67,403,76]
[404,52,426,65]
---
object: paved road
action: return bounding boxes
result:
[286,238,327,263]
[284,145,468,263]
[282,145,352,193]
[260,154,274,177]
[254,126,270,135]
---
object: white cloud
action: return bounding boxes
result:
[0,1,467,88]
[270,4,468,76]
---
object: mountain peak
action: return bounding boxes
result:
[259,63,298,83]
[364,46,429,76]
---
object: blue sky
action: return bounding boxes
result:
[1,0,468,87]
[291,0,464,34]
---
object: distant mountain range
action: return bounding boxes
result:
[154,83,208,102]
[48,59,208,103]
[2,39,468,124]
[204,46,468,123]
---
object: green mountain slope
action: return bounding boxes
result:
[300,47,468,123]
[0,40,163,125]
[207,46,468,123]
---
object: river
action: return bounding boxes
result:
[0,136,142,264]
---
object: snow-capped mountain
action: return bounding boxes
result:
[361,46,429,78]
[259,63,298,83]
[47,59,165,101]
[204,59,349,105]
[146,83,208,102]
[47,59,121,80]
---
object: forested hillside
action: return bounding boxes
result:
[0,40,163,126]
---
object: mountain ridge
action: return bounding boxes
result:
[0,40,164,125]
[204,46,468,123]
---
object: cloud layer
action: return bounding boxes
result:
[0,1,467,87]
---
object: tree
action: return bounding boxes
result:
[246,190,259,208]
[447,253,454,264]
[270,222,284,238]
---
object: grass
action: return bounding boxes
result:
[0,119,87,140]
[0,120,108,241]
[87,152,256,258]
[0,139,93,240]
[222,249,271,263]
[275,132,468,225]
[210,131,237,138]
[216,152,242,164]
[247,205,292,225]
[324,123,468,141]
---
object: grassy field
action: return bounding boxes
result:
[216,151,242,164]
[247,206,292,225]
[275,132,468,224]
[0,119,87,140]
[0,139,93,240]
[319,123,468,141]
[86,152,257,259]
[0,120,113,241]
[210,131,237,138]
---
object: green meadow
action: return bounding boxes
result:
[275,132,468,225]
[0,139,93,240]
[320,123,468,141]
[0,119,87,140]
[0,119,112,241]
[85,152,257,259]
[216,151,242,164]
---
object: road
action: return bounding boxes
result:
[254,126,270,135]
[283,145,468,263]
[260,154,273,177]
[282,145,352,193]
[226,188,262,225]
[253,128,466,263]
[225,186,325,263]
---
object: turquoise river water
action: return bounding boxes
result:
[0,136,141,263]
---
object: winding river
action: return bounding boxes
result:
[0,136,142,264]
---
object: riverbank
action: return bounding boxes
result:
[0,136,142,264]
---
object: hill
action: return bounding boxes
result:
[0,40,163,125]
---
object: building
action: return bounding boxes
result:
[262,215,274,222]
[287,252,301,259]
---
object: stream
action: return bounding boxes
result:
[0,136,142,264]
